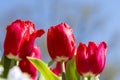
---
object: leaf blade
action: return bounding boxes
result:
[27,57,60,80]
[66,56,80,80]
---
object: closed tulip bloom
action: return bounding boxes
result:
[19,46,42,80]
[76,42,107,77]
[4,19,44,59]
[47,23,76,62]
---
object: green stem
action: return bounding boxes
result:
[83,76,99,80]
[88,76,91,80]
[1,55,12,78]
[1,54,17,78]
[61,61,66,80]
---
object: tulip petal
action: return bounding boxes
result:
[47,23,76,62]
[92,42,107,75]
[76,42,90,75]
[76,42,107,77]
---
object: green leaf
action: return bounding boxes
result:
[48,60,54,67]
[27,57,60,80]
[66,56,80,80]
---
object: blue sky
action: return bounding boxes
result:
[0,0,120,64]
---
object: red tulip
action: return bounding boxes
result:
[76,42,107,77]
[19,29,44,59]
[50,62,62,76]
[47,23,76,62]
[19,46,41,80]
[4,19,44,59]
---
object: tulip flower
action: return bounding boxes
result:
[76,42,107,77]
[50,62,62,76]
[4,19,44,59]
[47,23,76,62]
[19,29,44,59]
[19,46,42,80]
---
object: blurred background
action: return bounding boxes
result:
[0,0,120,80]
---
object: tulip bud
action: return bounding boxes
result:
[47,23,76,62]
[19,46,42,80]
[4,19,44,60]
[76,42,107,77]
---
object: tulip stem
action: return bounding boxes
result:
[1,54,12,78]
[88,77,91,80]
[61,61,66,80]
[83,76,99,80]
[83,76,92,80]
[0,54,18,78]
